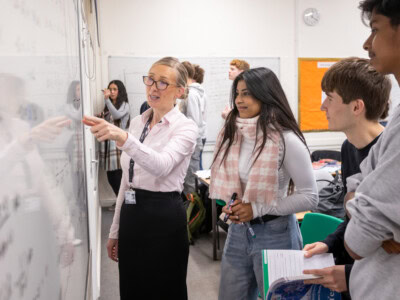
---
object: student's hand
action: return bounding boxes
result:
[222,199,252,223]
[344,191,355,203]
[303,265,347,292]
[382,239,400,254]
[95,111,105,119]
[103,88,111,100]
[222,199,241,215]
[82,115,128,146]
[107,238,118,262]
[230,201,253,223]
[303,242,329,258]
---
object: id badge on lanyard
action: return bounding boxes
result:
[125,188,136,204]
[125,118,151,205]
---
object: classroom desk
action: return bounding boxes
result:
[195,173,310,260]
[197,176,210,186]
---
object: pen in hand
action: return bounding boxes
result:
[224,193,238,222]
[223,193,256,238]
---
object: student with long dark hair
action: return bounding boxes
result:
[209,67,318,299]
[99,80,130,209]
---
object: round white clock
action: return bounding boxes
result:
[303,8,320,26]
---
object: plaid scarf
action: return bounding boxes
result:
[209,116,280,205]
[99,111,122,171]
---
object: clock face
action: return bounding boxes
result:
[303,8,320,26]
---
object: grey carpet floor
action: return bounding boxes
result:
[99,208,226,300]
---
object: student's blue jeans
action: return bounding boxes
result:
[218,214,302,300]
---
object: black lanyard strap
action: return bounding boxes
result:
[128,116,152,185]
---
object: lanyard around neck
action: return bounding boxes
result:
[128,116,152,185]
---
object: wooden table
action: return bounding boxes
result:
[197,176,210,186]
[195,174,310,260]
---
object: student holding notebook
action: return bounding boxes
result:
[302,57,392,299]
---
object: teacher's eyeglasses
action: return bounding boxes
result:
[143,76,172,91]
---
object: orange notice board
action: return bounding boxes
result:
[298,58,341,131]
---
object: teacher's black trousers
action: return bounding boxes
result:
[118,189,189,300]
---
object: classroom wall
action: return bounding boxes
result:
[98,0,297,105]
[298,0,369,154]
[98,0,370,168]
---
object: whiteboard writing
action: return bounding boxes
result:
[0,0,89,299]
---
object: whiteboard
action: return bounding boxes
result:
[108,56,280,142]
[0,1,89,299]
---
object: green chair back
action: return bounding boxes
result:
[216,199,226,206]
[300,212,343,246]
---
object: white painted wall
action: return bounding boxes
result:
[298,0,370,158]
[98,0,371,168]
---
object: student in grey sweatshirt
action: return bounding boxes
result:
[193,64,207,170]
[180,61,206,196]
[344,1,400,298]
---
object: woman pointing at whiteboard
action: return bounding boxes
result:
[83,57,197,300]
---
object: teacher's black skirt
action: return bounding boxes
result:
[118,189,189,300]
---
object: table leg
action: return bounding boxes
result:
[212,198,222,260]
[212,198,217,260]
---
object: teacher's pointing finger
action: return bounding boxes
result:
[82,115,104,127]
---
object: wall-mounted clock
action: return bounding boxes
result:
[303,8,320,26]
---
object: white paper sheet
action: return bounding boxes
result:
[267,250,335,284]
